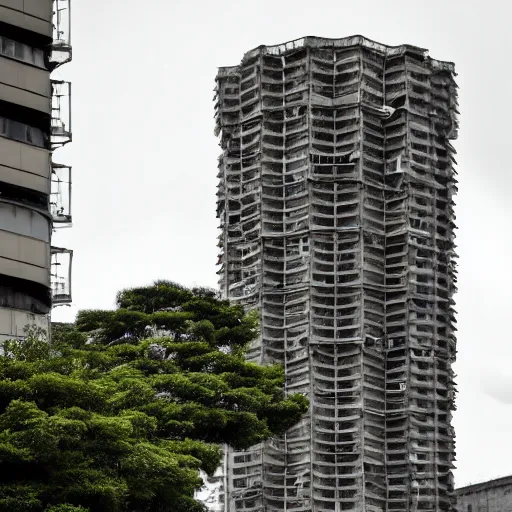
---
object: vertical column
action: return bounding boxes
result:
[429,63,458,512]
[384,50,458,512]
[359,47,387,512]
[260,50,287,511]
[261,46,311,512]
[221,53,267,512]
[403,52,439,512]
[309,57,340,510]
[214,66,239,512]
[308,44,388,511]
[280,47,311,512]
[383,50,414,512]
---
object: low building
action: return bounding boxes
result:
[457,475,512,512]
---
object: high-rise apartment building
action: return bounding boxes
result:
[215,36,458,512]
[0,0,72,342]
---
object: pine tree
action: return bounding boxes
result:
[0,282,307,511]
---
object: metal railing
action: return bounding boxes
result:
[51,0,72,67]
[51,81,72,148]
[50,163,72,226]
[51,247,73,305]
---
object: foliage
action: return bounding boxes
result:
[0,282,307,512]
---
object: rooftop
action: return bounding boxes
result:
[217,35,456,78]
[457,475,512,495]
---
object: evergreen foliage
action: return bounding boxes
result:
[0,282,307,511]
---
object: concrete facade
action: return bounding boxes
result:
[457,476,512,512]
[0,0,72,342]
[214,36,458,512]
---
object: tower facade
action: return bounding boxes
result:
[0,0,73,342]
[215,37,458,512]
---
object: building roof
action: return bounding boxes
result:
[217,35,456,78]
[457,475,512,496]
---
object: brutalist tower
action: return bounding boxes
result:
[215,36,458,512]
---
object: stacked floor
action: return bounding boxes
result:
[215,36,458,512]
[0,0,73,343]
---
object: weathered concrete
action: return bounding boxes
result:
[215,36,458,512]
[457,476,512,512]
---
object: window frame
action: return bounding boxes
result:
[0,117,46,148]
[0,36,46,69]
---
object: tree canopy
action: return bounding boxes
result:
[0,281,307,512]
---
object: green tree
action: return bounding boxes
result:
[0,281,307,512]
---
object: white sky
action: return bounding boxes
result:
[51,0,512,488]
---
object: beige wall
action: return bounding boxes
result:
[0,1,52,37]
[0,231,50,286]
[0,137,50,192]
[23,0,52,22]
[0,256,49,286]
[0,308,49,339]
[0,0,55,340]
[0,82,49,113]
[0,57,51,113]
[0,203,50,241]
[0,164,49,194]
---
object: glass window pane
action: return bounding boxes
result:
[9,120,25,142]
[3,39,14,57]
[22,45,34,63]
[14,42,24,60]
[0,37,44,68]
[34,49,45,67]
[30,127,44,147]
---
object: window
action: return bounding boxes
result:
[0,117,45,148]
[9,120,25,142]
[2,38,14,57]
[14,42,24,60]
[0,36,45,68]
[467,505,472,512]
[233,478,247,489]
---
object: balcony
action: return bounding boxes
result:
[50,163,72,226]
[51,247,72,305]
[51,0,72,68]
[51,80,72,148]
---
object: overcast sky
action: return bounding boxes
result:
[51,0,512,488]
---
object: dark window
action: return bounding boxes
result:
[233,478,247,488]
[0,181,48,209]
[0,117,45,148]
[10,120,25,142]
[2,38,14,57]
[0,36,45,68]
[25,125,33,143]
[14,41,24,59]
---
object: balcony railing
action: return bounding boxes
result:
[51,81,72,148]
[51,0,72,68]
[50,163,72,226]
[51,247,73,305]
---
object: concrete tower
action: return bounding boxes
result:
[215,36,458,512]
[0,0,72,342]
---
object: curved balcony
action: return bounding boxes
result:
[50,0,71,68]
